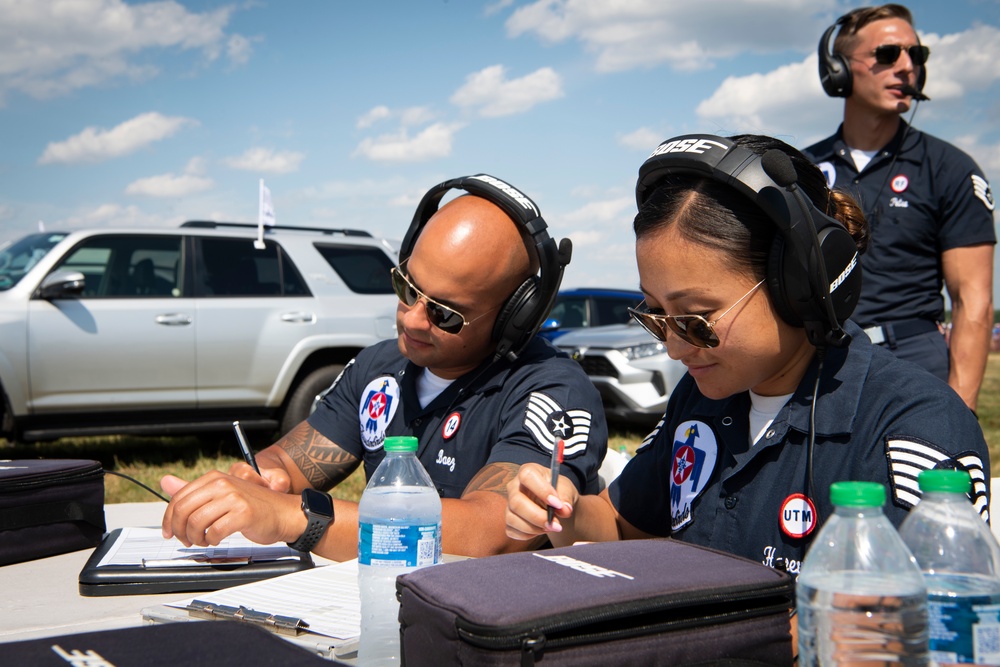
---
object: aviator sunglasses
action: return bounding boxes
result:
[391,262,492,335]
[628,280,766,349]
[872,43,930,67]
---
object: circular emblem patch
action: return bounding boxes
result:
[358,376,400,451]
[890,174,909,193]
[442,412,461,440]
[780,493,817,539]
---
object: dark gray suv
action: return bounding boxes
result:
[0,222,399,443]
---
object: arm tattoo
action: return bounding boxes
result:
[461,462,520,499]
[279,422,359,489]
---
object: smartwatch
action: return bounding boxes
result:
[287,488,335,553]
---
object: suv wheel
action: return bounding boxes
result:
[280,365,344,436]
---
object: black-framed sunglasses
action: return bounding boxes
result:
[873,43,930,66]
[627,280,765,349]
[390,262,491,335]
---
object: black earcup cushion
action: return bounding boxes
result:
[493,278,538,346]
[766,234,804,327]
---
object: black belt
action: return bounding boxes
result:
[863,319,940,346]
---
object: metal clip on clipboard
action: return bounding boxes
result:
[185,599,310,636]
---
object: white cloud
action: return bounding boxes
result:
[619,127,665,152]
[38,112,195,164]
[125,173,213,197]
[953,135,1000,176]
[450,65,564,117]
[226,34,253,66]
[563,196,634,224]
[52,203,166,231]
[506,0,835,72]
[357,105,436,129]
[357,105,391,129]
[352,123,462,162]
[223,147,305,174]
[0,0,248,104]
[917,26,1000,101]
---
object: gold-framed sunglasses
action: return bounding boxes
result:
[390,262,492,335]
[628,280,765,348]
[872,43,929,67]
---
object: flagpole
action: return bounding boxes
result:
[255,179,266,249]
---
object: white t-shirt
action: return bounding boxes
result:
[749,390,794,445]
[416,368,455,408]
[850,147,879,172]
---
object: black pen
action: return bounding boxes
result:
[233,420,261,475]
[546,438,565,527]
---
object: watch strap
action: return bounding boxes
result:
[287,490,333,553]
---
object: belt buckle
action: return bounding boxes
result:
[864,325,886,345]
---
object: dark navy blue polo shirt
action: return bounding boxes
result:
[308,337,607,498]
[804,122,996,328]
[608,321,989,575]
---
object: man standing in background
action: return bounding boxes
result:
[805,4,995,412]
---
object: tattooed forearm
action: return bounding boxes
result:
[279,422,359,489]
[461,462,520,498]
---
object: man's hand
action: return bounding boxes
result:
[160,471,305,548]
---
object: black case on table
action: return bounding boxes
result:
[78,527,315,596]
[0,459,106,566]
[397,539,794,666]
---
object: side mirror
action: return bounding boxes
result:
[37,270,86,299]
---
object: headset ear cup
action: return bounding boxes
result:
[818,22,852,98]
[766,234,804,327]
[492,278,538,355]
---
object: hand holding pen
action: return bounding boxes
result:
[546,438,565,528]
[233,420,261,476]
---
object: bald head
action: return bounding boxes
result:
[411,195,539,303]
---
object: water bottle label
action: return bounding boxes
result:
[927,593,1000,664]
[358,521,441,568]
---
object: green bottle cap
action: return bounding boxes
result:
[829,481,886,507]
[383,436,418,452]
[917,469,971,494]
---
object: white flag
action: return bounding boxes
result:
[256,179,275,249]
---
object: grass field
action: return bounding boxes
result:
[4,352,1000,505]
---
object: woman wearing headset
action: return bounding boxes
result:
[505,133,989,574]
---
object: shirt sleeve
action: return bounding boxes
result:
[607,421,672,537]
[935,149,996,251]
[484,358,609,494]
[306,355,366,459]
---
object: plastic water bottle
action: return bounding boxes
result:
[899,469,1000,665]
[357,436,442,666]
[797,481,929,665]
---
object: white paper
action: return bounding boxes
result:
[96,526,302,567]
[166,560,361,641]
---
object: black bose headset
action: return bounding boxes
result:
[400,174,572,362]
[818,9,927,98]
[635,135,862,349]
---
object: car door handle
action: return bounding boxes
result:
[281,312,317,324]
[155,313,193,326]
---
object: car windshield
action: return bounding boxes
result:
[0,233,68,291]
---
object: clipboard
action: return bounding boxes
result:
[79,527,314,596]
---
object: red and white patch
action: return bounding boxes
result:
[442,412,461,440]
[890,174,909,193]
[780,493,817,539]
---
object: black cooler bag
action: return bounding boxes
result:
[397,539,794,666]
[0,459,105,566]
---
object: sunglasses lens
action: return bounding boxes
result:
[629,309,668,342]
[911,45,929,66]
[874,44,902,64]
[392,266,467,334]
[425,302,464,334]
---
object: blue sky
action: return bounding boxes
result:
[1,0,998,295]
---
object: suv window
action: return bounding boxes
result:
[53,234,182,297]
[0,233,68,291]
[314,244,394,294]
[194,237,309,297]
[594,297,638,326]
[549,296,589,328]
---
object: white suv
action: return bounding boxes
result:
[556,322,687,427]
[0,222,399,443]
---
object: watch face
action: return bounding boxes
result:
[304,488,334,518]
